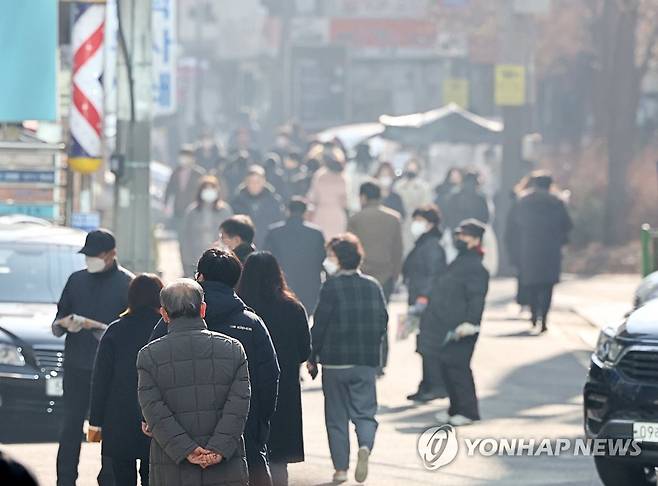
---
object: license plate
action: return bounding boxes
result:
[633,422,658,443]
[46,377,63,397]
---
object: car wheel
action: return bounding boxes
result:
[594,456,653,486]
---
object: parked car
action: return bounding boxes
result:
[584,299,658,485]
[0,219,85,429]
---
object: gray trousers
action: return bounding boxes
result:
[322,366,378,471]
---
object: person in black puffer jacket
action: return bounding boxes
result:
[420,219,489,427]
[402,205,448,403]
[151,249,280,486]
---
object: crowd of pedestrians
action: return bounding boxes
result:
[40,126,574,486]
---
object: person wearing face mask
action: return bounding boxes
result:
[373,161,405,219]
[180,176,233,276]
[418,220,489,427]
[164,145,207,232]
[393,159,433,254]
[308,234,388,485]
[52,229,134,486]
[219,215,258,263]
[402,205,448,403]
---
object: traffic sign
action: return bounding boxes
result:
[495,64,526,106]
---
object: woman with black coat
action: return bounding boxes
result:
[402,205,448,403]
[238,252,311,486]
[88,274,164,485]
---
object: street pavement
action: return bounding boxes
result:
[1,274,608,485]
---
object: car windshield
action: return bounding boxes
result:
[0,243,85,304]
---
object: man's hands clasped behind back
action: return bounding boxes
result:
[187,447,223,469]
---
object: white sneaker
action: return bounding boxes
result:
[333,470,348,483]
[355,446,370,483]
[449,414,474,426]
[434,410,450,423]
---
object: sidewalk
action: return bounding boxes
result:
[553,273,639,329]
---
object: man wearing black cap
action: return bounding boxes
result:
[52,229,134,486]
[418,219,489,427]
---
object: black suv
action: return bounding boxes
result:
[584,298,658,485]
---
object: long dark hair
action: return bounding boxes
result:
[237,252,297,313]
[123,273,164,316]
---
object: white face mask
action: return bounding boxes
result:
[379,176,393,188]
[85,256,106,273]
[200,188,219,203]
[324,258,340,276]
[410,220,429,239]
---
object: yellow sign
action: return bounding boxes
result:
[495,64,526,106]
[443,78,470,109]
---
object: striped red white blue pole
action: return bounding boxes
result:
[69,1,105,173]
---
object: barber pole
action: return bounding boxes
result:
[69,1,105,173]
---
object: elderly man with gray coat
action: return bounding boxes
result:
[137,279,251,486]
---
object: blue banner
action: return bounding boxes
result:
[0,1,57,121]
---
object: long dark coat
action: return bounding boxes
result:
[444,187,490,229]
[505,189,573,286]
[249,298,311,463]
[402,227,447,305]
[264,216,326,313]
[231,187,285,249]
[418,250,489,359]
[89,308,161,460]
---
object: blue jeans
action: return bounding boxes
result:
[322,366,378,471]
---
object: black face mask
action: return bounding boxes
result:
[405,171,418,180]
[455,239,469,252]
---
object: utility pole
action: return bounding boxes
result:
[494,1,532,276]
[113,0,153,272]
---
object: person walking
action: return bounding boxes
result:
[219,215,257,263]
[307,148,348,239]
[505,171,572,332]
[52,229,134,486]
[308,234,388,484]
[138,279,251,486]
[420,220,489,427]
[231,165,285,249]
[88,274,163,486]
[151,250,280,486]
[347,181,403,302]
[222,150,253,198]
[164,145,206,232]
[402,205,448,403]
[434,167,462,213]
[263,198,326,313]
[393,159,433,253]
[347,181,402,374]
[180,176,233,276]
[443,170,490,231]
[238,252,311,486]
[373,162,405,219]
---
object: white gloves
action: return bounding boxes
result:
[454,322,480,338]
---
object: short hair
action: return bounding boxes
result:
[288,197,308,215]
[247,165,266,178]
[531,170,553,190]
[412,204,441,226]
[360,181,381,201]
[220,215,255,244]
[179,144,196,156]
[197,248,243,288]
[128,273,164,313]
[160,279,205,320]
[327,233,364,270]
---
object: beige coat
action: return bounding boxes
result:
[307,167,348,239]
[347,203,403,286]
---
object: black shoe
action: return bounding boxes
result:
[409,390,448,403]
[540,323,548,333]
